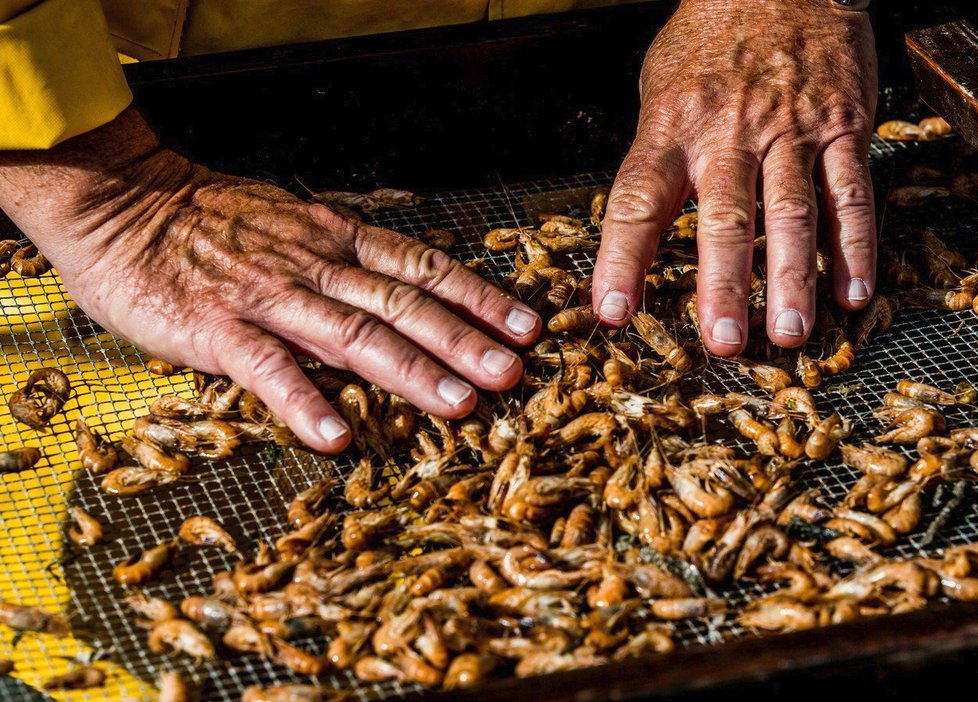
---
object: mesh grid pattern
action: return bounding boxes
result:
[0,132,972,702]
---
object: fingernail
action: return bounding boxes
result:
[847,277,870,302]
[773,309,805,337]
[438,377,474,406]
[481,349,518,377]
[318,416,349,443]
[599,290,630,322]
[506,308,538,336]
[711,317,743,345]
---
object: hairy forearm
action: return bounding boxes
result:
[0,109,196,263]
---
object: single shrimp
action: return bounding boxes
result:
[877,120,923,141]
[178,516,238,553]
[113,541,178,586]
[896,379,958,405]
[101,465,180,496]
[125,592,179,627]
[804,414,851,460]
[840,443,909,477]
[10,244,51,277]
[632,313,693,372]
[67,506,104,548]
[875,407,945,444]
[0,600,70,635]
[729,409,779,456]
[73,419,118,474]
[0,447,41,474]
[42,666,106,690]
[148,619,216,660]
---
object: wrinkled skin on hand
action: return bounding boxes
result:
[593,0,877,354]
[0,112,541,452]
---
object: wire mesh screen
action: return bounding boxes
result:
[1,131,976,702]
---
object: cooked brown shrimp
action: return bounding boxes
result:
[0,447,41,474]
[877,120,923,141]
[125,592,178,627]
[288,478,336,528]
[650,597,726,620]
[42,665,106,690]
[804,414,851,460]
[733,359,792,393]
[775,416,805,459]
[816,339,855,377]
[242,685,337,702]
[8,368,71,429]
[632,313,692,372]
[67,505,104,548]
[113,541,178,586]
[422,229,456,251]
[483,228,522,251]
[919,116,953,139]
[148,619,216,660]
[444,653,498,690]
[840,443,908,478]
[344,456,390,508]
[75,419,118,474]
[101,465,180,496]
[178,516,238,553]
[122,436,190,475]
[159,671,192,702]
[547,304,597,333]
[0,600,69,635]
[904,286,974,311]
[895,379,958,405]
[10,244,51,277]
[795,354,822,389]
[875,407,945,444]
[146,358,184,376]
[734,525,789,578]
[729,409,779,456]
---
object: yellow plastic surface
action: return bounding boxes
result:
[0,269,191,700]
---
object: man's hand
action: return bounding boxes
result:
[593,0,878,354]
[0,110,541,453]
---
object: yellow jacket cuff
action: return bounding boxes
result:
[0,0,132,150]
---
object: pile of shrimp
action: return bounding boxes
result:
[7,125,978,701]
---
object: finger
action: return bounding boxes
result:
[694,148,759,356]
[592,139,689,327]
[761,139,818,348]
[314,264,523,391]
[212,320,351,453]
[311,206,542,346]
[259,287,479,419]
[820,134,876,311]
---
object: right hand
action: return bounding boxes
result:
[0,111,541,453]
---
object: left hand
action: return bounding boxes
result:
[592,0,878,354]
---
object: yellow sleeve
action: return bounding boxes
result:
[0,0,133,150]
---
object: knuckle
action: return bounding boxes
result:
[831,179,875,218]
[607,187,667,226]
[439,322,479,362]
[392,349,432,387]
[247,342,293,385]
[764,195,817,227]
[697,204,754,241]
[411,245,454,291]
[337,310,386,353]
[379,281,430,324]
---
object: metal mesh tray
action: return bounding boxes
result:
[2,133,978,702]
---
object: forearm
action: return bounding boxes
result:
[0,109,196,265]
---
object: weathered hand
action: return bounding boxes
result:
[0,111,541,453]
[593,0,877,354]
